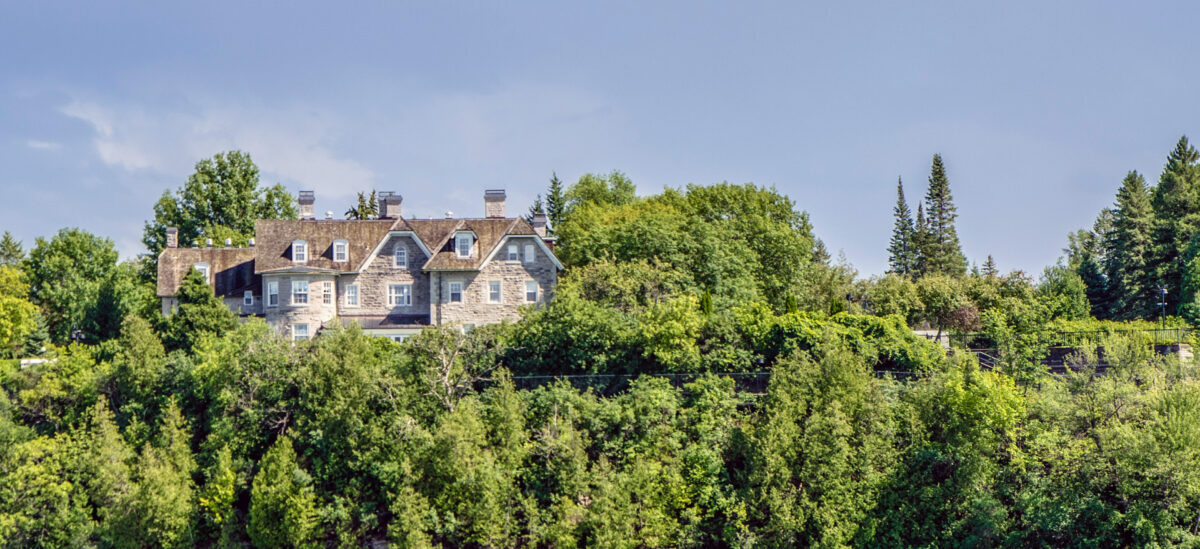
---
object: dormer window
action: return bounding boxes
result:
[455,233,473,258]
[193,263,210,284]
[333,240,348,262]
[293,240,308,263]
[507,244,519,262]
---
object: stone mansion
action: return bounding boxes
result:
[156,190,562,341]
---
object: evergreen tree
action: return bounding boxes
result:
[1105,171,1157,319]
[248,436,318,549]
[546,172,566,230]
[912,203,930,276]
[1150,136,1200,311]
[921,154,967,276]
[982,255,998,278]
[345,191,379,220]
[0,232,23,267]
[526,194,545,224]
[887,177,916,276]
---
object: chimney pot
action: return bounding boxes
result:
[325,210,334,220]
[205,238,213,247]
[165,227,178,248]
[531,212,548,238]
[249,238,255,247]
[484,189,506,218]
[445,210,454,218]
[224,238,232,247]
[298,190,315,220]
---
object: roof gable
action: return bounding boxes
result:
[254,219,398,274]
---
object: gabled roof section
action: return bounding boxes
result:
[414,217,540,271]
[157,247,257,298]
[254,219,399,274]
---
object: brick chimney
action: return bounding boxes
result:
[531,212,548,238]
[165,227,178,248]
[298,191,315,220]
[379,191,403,219]
[484,189,506,218]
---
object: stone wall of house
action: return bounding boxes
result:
[434,239,557,326]
[263,274,339,337]
[160,295,261,317]
[338,235,430,317]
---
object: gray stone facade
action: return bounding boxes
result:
[339,236,430,316]
[264,274,339,338]
[433,236,557,326]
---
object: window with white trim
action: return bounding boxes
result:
[292,240,307,263]
[455,234,472,258]
[524,244,535,263]
[333,240,348,262]
[292,279,309,305]
[463,323,475,333]
[507,244,519,261]
[345,284,359,307]
[488,281,502,303]
[526,281,538,303]
[448,282,463,303]
[194,262,210,283]
[322,281,333,304]
[244,291,253,306]
[391,335,408,343]
[293,323,309,341]
[267,281,279,307]
[388,284,412,306]
[394,245,407,269]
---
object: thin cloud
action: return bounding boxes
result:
[26,140,61,151]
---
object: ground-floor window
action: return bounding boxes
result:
[293,323,309,341]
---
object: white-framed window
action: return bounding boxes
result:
[388,284,412,306]
[267,281,279,307]
[293,323,310,341]
[394,245,407,269]
[193,262,210,283]
[455,234,472,258]
[391,335,408,343]
[345,284,359,307]
[448,282,463,303]
[244,290,253,306]
[333,240,348,262]
[463,323,475,334]
[507,244,519,261]
[293,240,308,263]
[488,281,502,303]
[322,281,333,304]
[292,279,308,305]
[526,281,538,303]
[524,244,535,263]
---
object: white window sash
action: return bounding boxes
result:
[334,242,347,262]
[394,246,407,268]
[267,282,279,307]
[507,244,518,261]
[448,282,462,303]
[524,244,535,263]
[293,280,309,305]
[346,285,359,307]
[489,281,501,303]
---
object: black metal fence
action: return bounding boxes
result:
[928,328,1193,350]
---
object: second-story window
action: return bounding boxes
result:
[488,281,502,303]
[526,281,538,303]
[388,284,412,306]
[333,240,348,262]
[293,240,308,263]
[345,284,359,307]
[394,245,407,268]
[524,244,535,263]
[322,281,333,304]
[456,234,472,258]
[244,290,253,306]
[293,279,308,305]
[267,281,279,307]
[448,282,463,303]
[507,244,519,261]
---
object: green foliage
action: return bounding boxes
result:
[0,267,38,357]
[143,150,296,265]
[345,190,379,220]
[23,227,119,343]
[1106,170,1158,319]
[563,170,637,220]
[1038,263,1091,321]
[888,177,917,276]
[916,154,967,276]
[1151,136,1200,312]
[164,268,237,352]
[248,436,318,549]
[0,232,23,268]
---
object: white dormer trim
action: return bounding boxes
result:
[292,240,308,263]
[332,239,349,262]
[480,235,564,270]
[358,232,433,273]
[455,231,476,258]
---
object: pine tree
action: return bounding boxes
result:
[1150,135,1200,311]
[545,172,566,230]
[0,232,22,267]
[887,178,915,276]
[526,194,545,224]
[921,154,967,276]
[912,203,930,276]
[1105,171,1157,319]
[982,255,998,277]
[344,191,379,220]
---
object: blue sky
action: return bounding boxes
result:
[1,2,1197,275]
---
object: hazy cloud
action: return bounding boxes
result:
[25,139,61,151]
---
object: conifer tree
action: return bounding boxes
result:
[1105,171,1157,319]
[248,436,318,549]
[887,178,915,276]
[921,154,967,276]
[1150,136,1200,311]
[546,172,566,231]
[0,232,22,267]
[982,255,998,278]
[912,203,930,276]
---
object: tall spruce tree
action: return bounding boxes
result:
[1105,171,1157,319]
[982,255,998,277]
[545,172,566,231]
[1150,136,1200,311]
[887,178,916,276]
[921,154,967,276]
[0,232,22,267]
[912,203,930,276]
